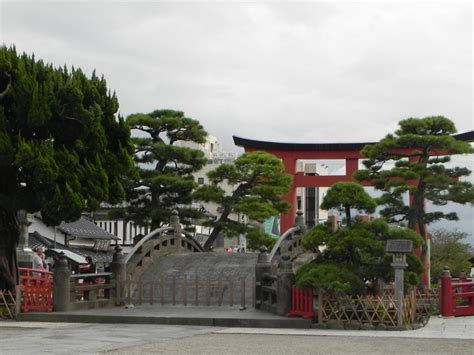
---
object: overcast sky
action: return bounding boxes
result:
[1,1,473,241]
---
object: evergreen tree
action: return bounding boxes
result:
[0,47,135,290]
[194,151,292,251]
[320,182,377,227]
[125,109,207,229]
[353,116,473,279]
[430,229,473,281]
[353,116,474,236]
[297,219,423,293]
[297,183,423,293]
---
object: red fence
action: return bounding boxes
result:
[18,268,54,313]
[286,287,314,319]
[440,270,474,317]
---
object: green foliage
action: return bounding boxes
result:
[0,46,135,224]
[430,229,473,281]
[0,47,135,289]
[320,182,377,226]
[297,219,424,294]
[354,116,474,233]
[194,151,292,251]
[245,228,276,251]
[125,109,207,229]
[296,264,364,293]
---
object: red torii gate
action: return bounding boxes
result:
[234,132,473,233]
[234,132,474,286]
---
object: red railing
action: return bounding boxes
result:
[440,270,474,317]
[287,286,314,319]
[18,268,54,313]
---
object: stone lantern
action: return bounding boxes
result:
[385,239,413,327]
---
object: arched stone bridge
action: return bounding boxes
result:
[124,211,204,281]
[117,210,310,308]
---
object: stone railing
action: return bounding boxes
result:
[53,256,116,312]
[255,247,294,316]
[123,211,204,282]
[268,210,307,268]
[116,272,253,309]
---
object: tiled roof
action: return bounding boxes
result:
[233,131,474,151]
[28,231,56,250]
[28,232,112,264]
[58,218,119,240]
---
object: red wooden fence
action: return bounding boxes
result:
[287,286,314,319]
[18,268,54,313]
[440,269,474,317]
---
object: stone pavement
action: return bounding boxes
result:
[0,316,473,354]
[18,304,312,328]
[217,316,474,340]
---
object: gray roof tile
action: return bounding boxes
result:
[58,218,119,240]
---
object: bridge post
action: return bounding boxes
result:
[276,254,295,316]
[53,253,71,312]
[255,246,271,309]
[294,210,307,235]
[440,266,454,317]
[170,210,182,237]
[170,210,182,253]
[111,246,126,306]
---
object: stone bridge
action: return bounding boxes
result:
[49,210,310,312]
[115,210,310,309]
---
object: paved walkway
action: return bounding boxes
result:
[17,304,474,337]
[7,314,474,339]
[17,305,312,328]
[1,316,473,354]
[218,316,474,340]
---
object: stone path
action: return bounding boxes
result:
[1,316,473,354]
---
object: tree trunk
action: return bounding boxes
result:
[203,207,232,251]
[345,205,352,227]
[0,208,19,291]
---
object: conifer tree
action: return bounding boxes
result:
[297,183,423,293]
[125,109,207,229]
[354,116,474,236]
[194,151,292,251]
[0,47,135,290]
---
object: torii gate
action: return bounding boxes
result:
[234,131,474,286]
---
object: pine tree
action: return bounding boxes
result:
[354,116,474,235]
[125,109,207,229]
[297,183,423,294]
[194,151,292,251]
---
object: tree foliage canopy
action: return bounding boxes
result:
[297,219,424,293]
[0,47,135,289]
[194,151,292,251]
[0,46,135,222]
[320,182,377,227]
[430,229,473,281]
[124,109,207,229]
[353,116,474,236]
